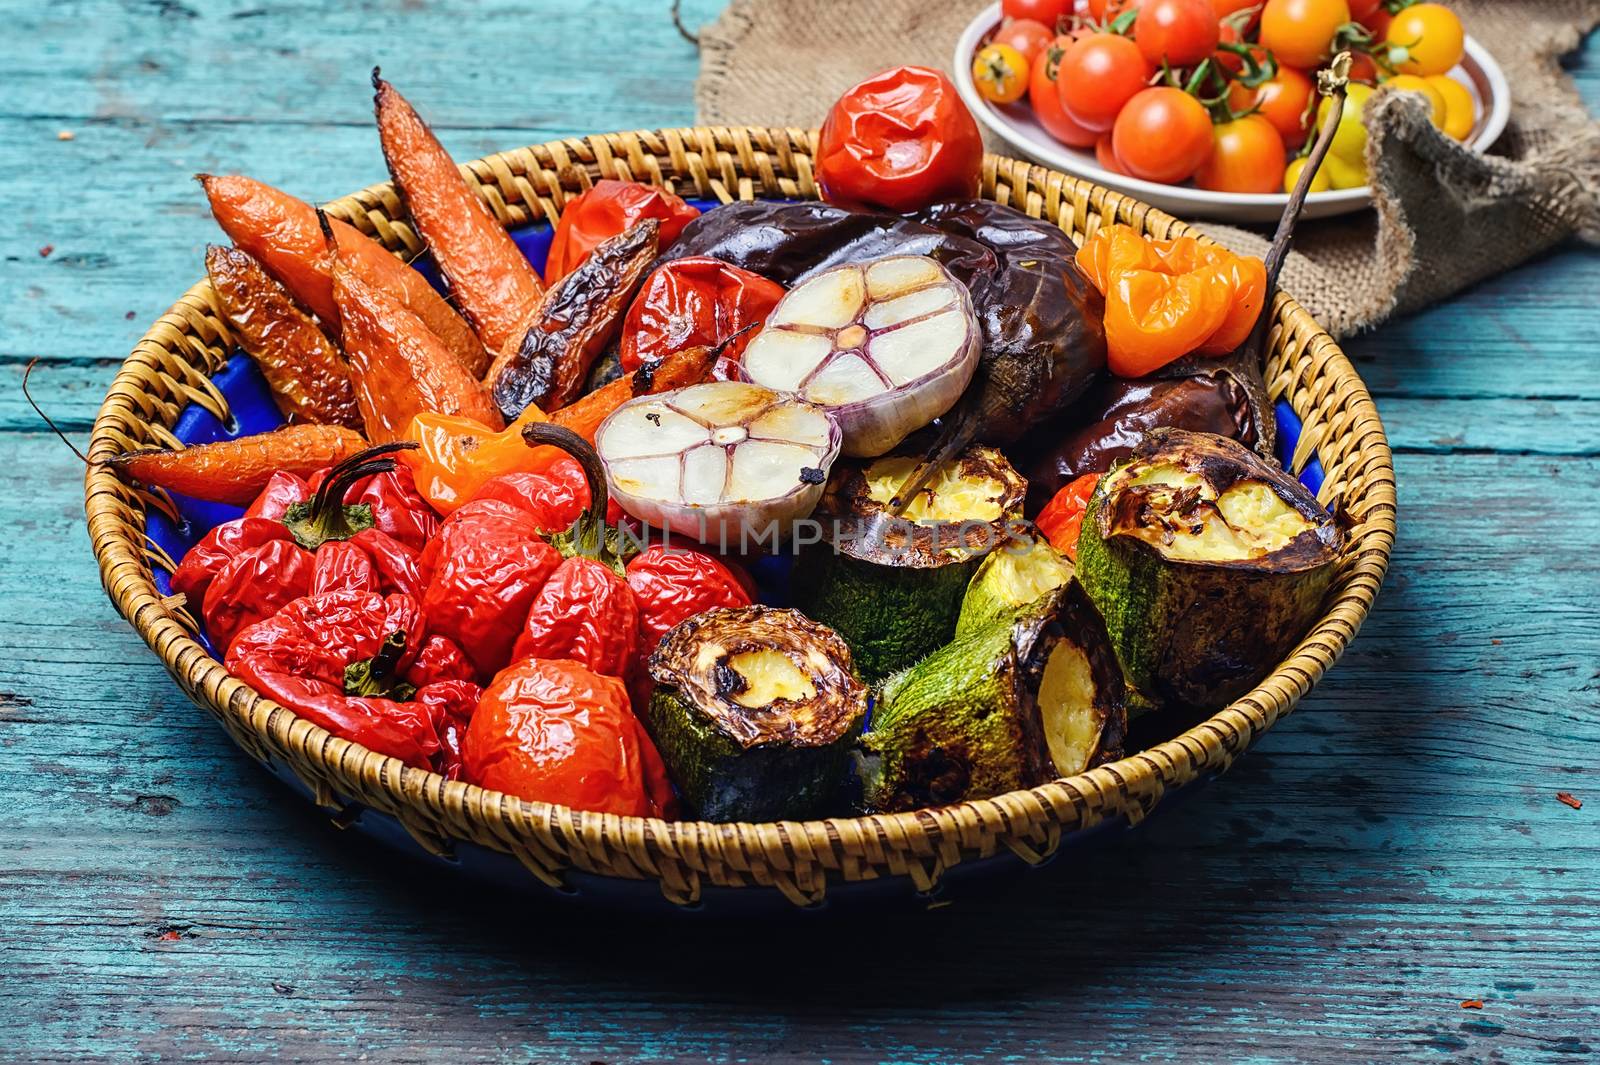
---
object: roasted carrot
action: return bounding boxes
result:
[332,249,504,443]
[549,340,717,441]
[198,174,490,377]
[373,71,544,356]
[104,424,367,506]
[205,244,362,429]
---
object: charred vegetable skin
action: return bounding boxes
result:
[862,584,1126,813]
[646,606,867,822]
[1077,430,1341,713]
[663,200,1106,447]
[490,220,659,419]
[792,446,1028,683]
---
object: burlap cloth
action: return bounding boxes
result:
[695,1,1600,337]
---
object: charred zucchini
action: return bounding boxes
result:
[861,583,1126,812]
[1077,429,1342,712]
[791,445,1028,682]
[956,530,1074,638]
[645,606,868,822]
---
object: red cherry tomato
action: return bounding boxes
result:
[1003,0,1074,25]
[1211,0,1261,15]
[1259,0,1351,70]
[994,18,1056,64]
[1086,0,1144,18]
[1228,63,1316,148]
[1111,87,1214,184]
[1029,36,1100,147]
[1194,114,1288,192]
[1133,0,1220,68]
[1360,7,1392,36]
[1347,50,1380,84]
[1095,134,1129,175]
[816,66,984,212]
[1347,0,1380,19]
[1058,33,1152,133]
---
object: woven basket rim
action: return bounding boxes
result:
[85,125,1396,904]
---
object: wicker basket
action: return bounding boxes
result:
[85,126,1395,908]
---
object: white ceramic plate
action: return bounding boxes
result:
[953,2,1511,222]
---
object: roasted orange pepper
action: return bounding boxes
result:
[1076,225,1266,377]
[1034,473,1100,561]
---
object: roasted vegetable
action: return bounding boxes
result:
[595,381,842,547]
[105,424,368,506]
[490,220,659,419]
[861,583,1126,812]
[791,445,1028,682]
[199,173,489,376]
[740,255,981,457]
[1033,473,1099,559]
[956,530,1074,637]
[620,257,784,379]
[204,244,361,429]
[1076,429,1341,712]
[331,233,504,441]
[373,71,545,355]
[645,606,868,821]
[545,179,699,284]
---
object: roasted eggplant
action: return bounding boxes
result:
[791,445,1028,682]
[489,219,658,419]
[645,605,868,822]
[860,583,1126,813]
[1076,429,1341,712]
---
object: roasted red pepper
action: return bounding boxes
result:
[511,557,639,678]
[462,657,673,817]
[624,544,754,663]
[470,458,623,534]
[227,587,479,771]
[1034,473,1100,560]
[816,66,984,212]
[544,179,699,284]
[618,257,784,379]
[172,444,431,653]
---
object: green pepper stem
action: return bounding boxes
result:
[521,422,611,558]
[343,630,417,701]
[283,441,418,550]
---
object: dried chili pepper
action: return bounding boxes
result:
[200,173,489,376]
[104,424,367,507]
[205,244,362,429]
[489,219,660,419]
[544,179,699,284]
[1076,224,1267,377]
[374,72,545,354]
[227,588,479,770]
[462,657,672,817]
[1034,473,1100,560]
[619,257,784,379]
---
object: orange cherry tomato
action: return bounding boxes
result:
[1134,0,1220,68]
[1111,87,1214,185]
[1195,114,1288,193]
[1029,36,1100,147]
[974,43,1032,104]
[1229,63,1316,148]
[1259,0,1351,70]
[994,18,1056,64]
[1058,33,1152,133]
[816,66,984,212]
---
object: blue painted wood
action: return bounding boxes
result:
[2,1,1597,1060]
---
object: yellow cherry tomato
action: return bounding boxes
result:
[1284,155,1333,194]
[1425,74,1476,141]
[1317,82,1374,162]
[973,43,1030,104]
[1384,74,1447,128]
[1385,3,1466,77]
[1324,152,1367,189]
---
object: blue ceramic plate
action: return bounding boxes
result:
[148,200,1322,913]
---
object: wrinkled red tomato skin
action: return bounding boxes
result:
[512,557,640,678]
[624,545,755,659]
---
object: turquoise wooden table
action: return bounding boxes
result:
[4,2,1597,1060]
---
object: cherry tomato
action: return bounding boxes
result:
[1347,50,1380,84]
[1360,8,1392,37]
[1283,155,1333,193]
[1211,0,1260,16]
[974,43,1032,104]
[994,18,1056,64]
[1086,0,1143,18]
[1095,134,1129,175]
[1194,114,1287,192]
[1029,37,1100,147]
[1346,0,1380,19]
[1426,73,1476,141]
[1317,81,1375,159]
[1384,74,1446,127]
[1133,0,1220,68]
[816,66,984,212]
[1229,63,1315,148]
[1004,0,1074,25]
[1058,33,1151,133]
[1111,87,1214,184]
[1385,3,1465,76]
[1258,0,1350,71]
